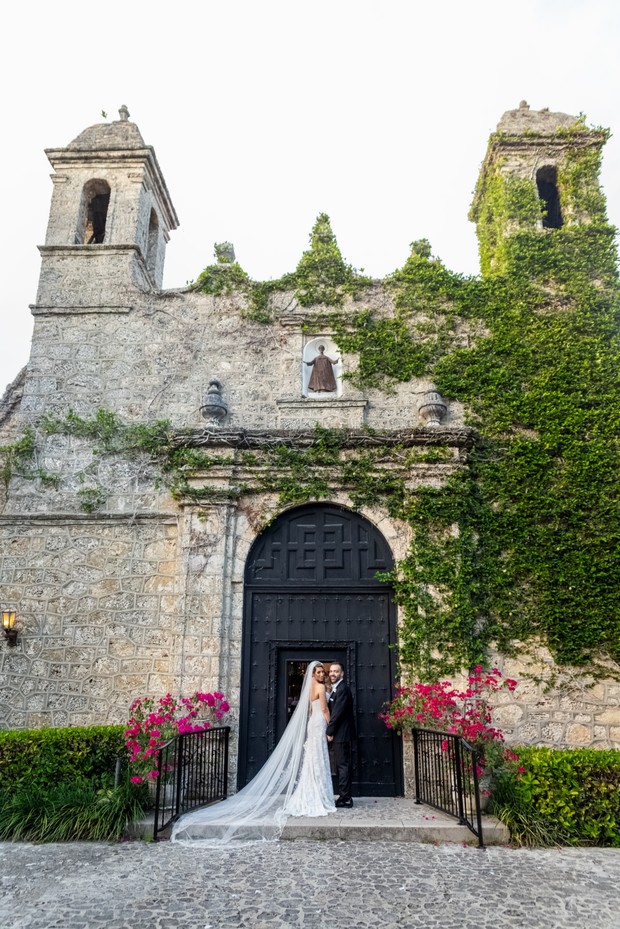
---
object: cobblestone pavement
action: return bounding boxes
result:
[1,839,619,929]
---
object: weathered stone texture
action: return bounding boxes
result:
[489,645,620,749]
[17,286,465,444]
[0,518,182,727]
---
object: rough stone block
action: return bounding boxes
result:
[492,704,524,726]
[594,708,620,725]
[566,723,592,745]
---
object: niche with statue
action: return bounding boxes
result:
[302,337,342,398]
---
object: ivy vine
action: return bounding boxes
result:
[0,429,58,492]
[193,213,371,320]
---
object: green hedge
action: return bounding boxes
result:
[493,746,620,846]
[0,726,147,842]
[0,725,127,790]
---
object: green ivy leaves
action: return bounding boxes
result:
[194,213,371,320]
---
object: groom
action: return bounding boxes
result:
[326,661,355,808]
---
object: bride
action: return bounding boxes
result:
[171,660,335,843]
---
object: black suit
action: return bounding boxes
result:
[326,682,355,802]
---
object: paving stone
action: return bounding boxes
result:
[1,838,619,929]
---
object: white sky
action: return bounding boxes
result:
[2,0,620,386]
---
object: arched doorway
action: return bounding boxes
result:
[239,503,402,796]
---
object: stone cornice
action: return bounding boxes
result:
[489,131,605,150]
[276,398,368,410]
[175,426,476,450]
[37,244,141,257]
[30,304,133,316]
[0,512,178,525]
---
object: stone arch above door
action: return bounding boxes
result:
[239,503,402,796]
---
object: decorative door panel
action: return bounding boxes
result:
[246,505,393,587]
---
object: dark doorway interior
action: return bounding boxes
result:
[276,647,347,740]
[536,165,563,229]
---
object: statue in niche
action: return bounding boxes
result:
[305,344,339,392]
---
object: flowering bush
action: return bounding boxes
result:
[379,667,522,773]
[124,691,230,784]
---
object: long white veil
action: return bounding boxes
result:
[171,660,321,844]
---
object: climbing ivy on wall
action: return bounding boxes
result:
[0,430,36,491]
[194,213,370,319]
[310,124,620,674]
[0,429,57,493]
[6,121,620,678]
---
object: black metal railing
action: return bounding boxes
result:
[152,726,230,841]
[412,727,484,848]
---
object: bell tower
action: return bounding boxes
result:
[470,101,611,277]
[36,106,178,306]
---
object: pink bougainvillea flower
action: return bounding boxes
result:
[378,668,520,775]
[124,689,231,782]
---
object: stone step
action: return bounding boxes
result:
[133,797,510,846]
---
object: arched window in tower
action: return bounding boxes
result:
[536,166,563,229]
[146,208,159,276]
[77,179,111,244]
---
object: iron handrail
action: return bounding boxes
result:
[152,725,230,841]
[412,726,484,848]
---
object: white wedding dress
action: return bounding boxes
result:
[171,661,335,844]
[285,698,336,818]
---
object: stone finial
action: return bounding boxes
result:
[214,242,236,264]
[519,100,529,110]
[118,105,130,121]
[200,379,228,426]
[418,390,448,427]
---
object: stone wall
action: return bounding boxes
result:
[491,646,620,749]
[3,107,620,788]
[0,514,182,728]
[16,286,462,441]
[3,427,620,761]
[0,487,415,791]
[399,645,620,797]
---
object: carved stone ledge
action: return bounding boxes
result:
[30,304,133,315]
[0,512,177,525]
[183,426,476,451]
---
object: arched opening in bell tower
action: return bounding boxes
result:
[536,166,563,229]
[77,179,111,244]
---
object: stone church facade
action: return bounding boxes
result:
[1,104,619,794]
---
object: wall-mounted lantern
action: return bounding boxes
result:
[2,610,17,647]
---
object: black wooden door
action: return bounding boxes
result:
[239,504,402,796]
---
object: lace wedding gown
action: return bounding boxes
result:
[285,698,336,817]
[171,661,335,844]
